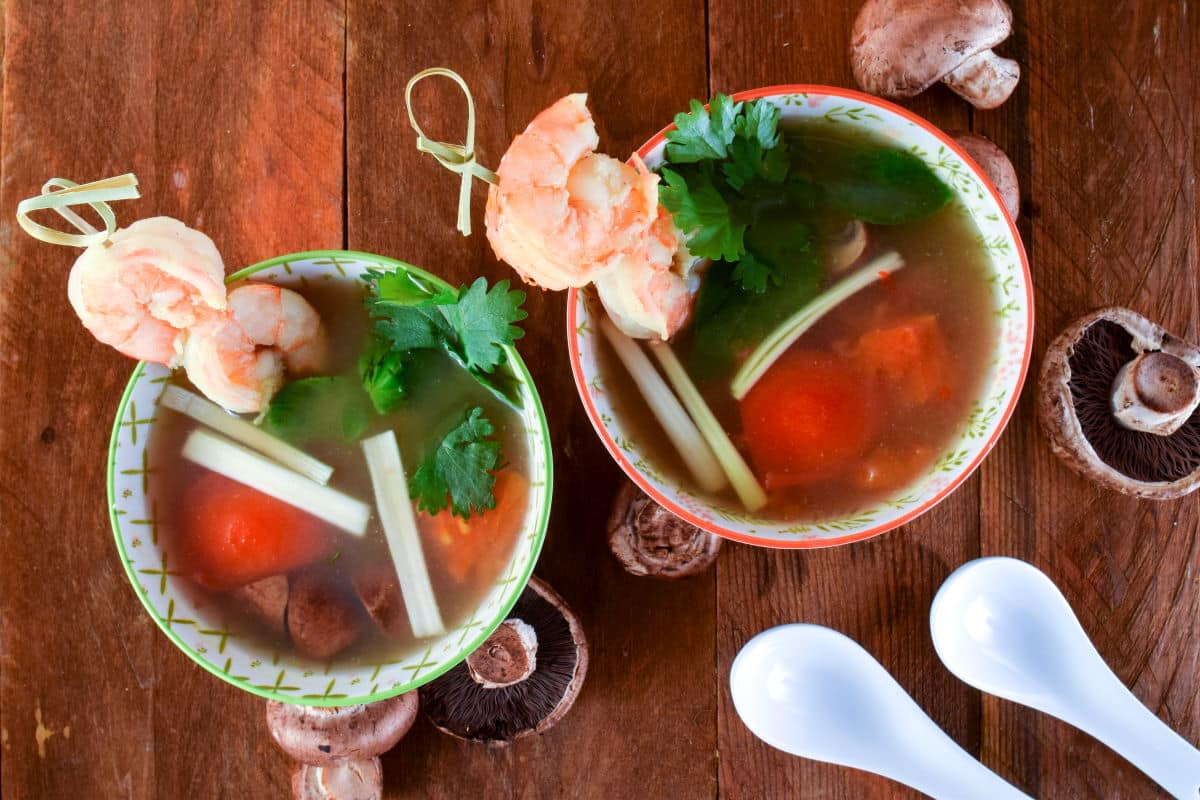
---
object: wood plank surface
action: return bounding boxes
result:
[344,1,712,797]
[980,1,1199,798]
[0,0,1198,798]
[0,2,343,798]
[706,3,982,799]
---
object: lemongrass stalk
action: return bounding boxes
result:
[182,429,369,535]
[160,385,334,485]
[731,252,905,400]
[599,318,727,493]
[647,340,768,512]
[361,431,446,639]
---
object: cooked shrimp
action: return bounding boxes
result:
[182,283,329,413]
[484,94,660,291]
[595,209,702,340]
[66,216,226,365]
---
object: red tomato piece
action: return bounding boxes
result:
[178,472,336,591]
[420,470,529,585]
[739,353,878,489]
[854,314,952,407]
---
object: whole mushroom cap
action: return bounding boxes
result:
[953,133,1019,220]
[851,0,1015,101]
[1038,307,1200,499]
[420,576,587,745]
[607,481,721,579]
[266,692,419,767]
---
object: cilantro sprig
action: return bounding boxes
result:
[364,270,528,408]
[409,407,501,518]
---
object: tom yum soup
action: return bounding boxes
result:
[146,268,535,664]
[474,90,996,524]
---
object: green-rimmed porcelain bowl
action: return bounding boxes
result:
[108,251,553,705]
[568,85,1032,549]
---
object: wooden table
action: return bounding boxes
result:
[0,1,1196,797]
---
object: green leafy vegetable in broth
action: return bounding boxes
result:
[262,377,373,444]
[821,149,952,225]
[364,271,528,407]
[409,407,502,519]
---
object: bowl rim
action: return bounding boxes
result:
[108,249,555,705]
[566,84,1033,549]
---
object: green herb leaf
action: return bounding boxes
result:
[665,94,742,163]
[659,168,746,262]
[358,339,409,414]
[364,272,528,409]
[823,149,952,225]
[262,377,373,445]
[409,407,501,519]
[721,100,790,191]
[731,251,779,294]
[435,277,528,373]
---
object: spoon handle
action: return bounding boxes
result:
[892,737,1033,800]
[1064,667,1200,800]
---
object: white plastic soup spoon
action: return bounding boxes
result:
[730,624,1032,799]
[931,557,1200,800]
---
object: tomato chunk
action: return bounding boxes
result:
[739,353,877,489]
[854,314,952,406]
[178,472,335,591]
[420,470,530,585]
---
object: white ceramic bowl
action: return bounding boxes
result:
[568,85,1032,549]
[109,251,553,705]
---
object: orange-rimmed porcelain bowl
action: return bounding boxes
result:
[567,85,1032,549]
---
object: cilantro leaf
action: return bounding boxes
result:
[435,277,527,373]
[364,271,529,409]
[665,94,742,163]
[363,267,441,305]
[659,168,746,262]
[408,407,501,519]
[358,339,409,414]
[263,377,372,444]
[722,100,788,190]
[731,251,780,294]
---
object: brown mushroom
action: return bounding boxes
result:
[420,577,587,745]
[826,220,870,275]
[850,0,1020,109]
[1039,307,1200,499]
[351,565,409,639]
[230,574,290,638]
[292,758,383,800]
[288,569,362,661]
[953,133,1019,220]
[607,481,721,579]
[265,691,419,767]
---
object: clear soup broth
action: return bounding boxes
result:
[598,121,998,522]
[150,279,531,666]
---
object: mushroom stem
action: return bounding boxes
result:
[1111,351,1200,436]
[466,619,538,689]
[941,50,1020,109]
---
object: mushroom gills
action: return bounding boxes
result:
[420,578,587,744]
[1047,316,1200,492]
[1111,351,1200,436]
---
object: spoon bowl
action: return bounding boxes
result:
[931,557,1200,799]
[730,624,1030,799]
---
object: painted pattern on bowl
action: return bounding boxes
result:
[109,251,553,705]
[568,85,1032,549]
